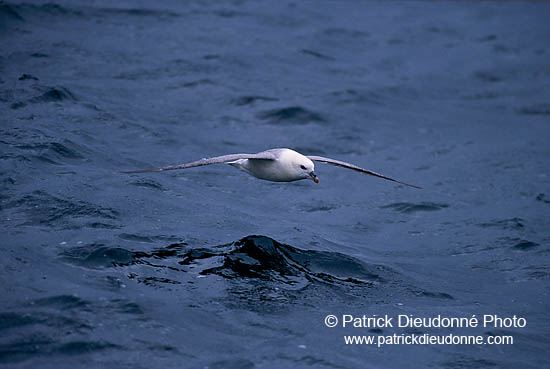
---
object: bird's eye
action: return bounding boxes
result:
[300,165,307,170]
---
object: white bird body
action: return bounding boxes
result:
[228,149,315,182]
[121,147,420,189]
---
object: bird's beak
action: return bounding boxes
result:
[309,171,319,184]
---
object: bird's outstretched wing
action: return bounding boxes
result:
[120,152,276,174]
[307,155,422,189]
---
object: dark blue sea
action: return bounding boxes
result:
[1,1,549,368]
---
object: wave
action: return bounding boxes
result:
[58,235,454,304]
[381,202,449,214]
[256,106,326,125]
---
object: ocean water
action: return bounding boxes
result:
[1,1,549,368]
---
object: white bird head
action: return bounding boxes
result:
[285,149,318,183]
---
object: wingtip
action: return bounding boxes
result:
[394,179,422,189]
[403,182,422,189]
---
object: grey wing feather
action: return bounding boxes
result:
[307,155,422,189]
[120,152,276,174]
